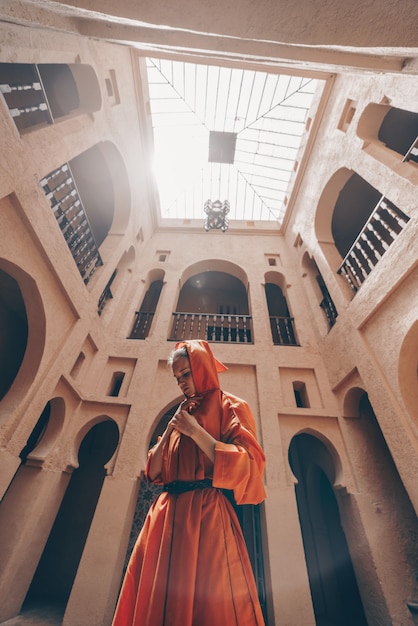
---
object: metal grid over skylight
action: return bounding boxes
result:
[146,58,321,225]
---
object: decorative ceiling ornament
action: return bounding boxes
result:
[203,199,230,232]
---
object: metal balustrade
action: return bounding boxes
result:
[169,312,253,343]
[98,270,117,315]
[41,163,103,285]
[269,316,298,345]
[337,196,410,293]
[319,293,338,329]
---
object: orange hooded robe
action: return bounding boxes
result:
[112,340,266,626]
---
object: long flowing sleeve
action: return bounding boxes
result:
[212,393,266,505]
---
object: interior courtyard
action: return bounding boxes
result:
[0,1,417,625]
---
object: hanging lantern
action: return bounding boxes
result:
[203,199,230,232]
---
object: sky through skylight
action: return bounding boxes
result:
[146,58,321,225]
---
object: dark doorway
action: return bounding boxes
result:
[24,420,119,615]
[0,268,28,401]
[379,107,418,161]
[289,434,367,626]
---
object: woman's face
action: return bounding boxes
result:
[172,355,197,398]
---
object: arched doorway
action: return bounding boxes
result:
[289,433,367,626]
[23,420,119,616]
[0,267,28,401]
[0,259,45,416]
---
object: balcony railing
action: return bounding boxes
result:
[269,316,298,345]
[319,293,338,329]
[129,312,155,340]
[169,312,253,343]
[98,270,117,316]
[0,65,53,133]
[40,163,103,285]
[316,273,338,330]
[337,196,410,293]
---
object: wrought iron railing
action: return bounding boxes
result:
[337,197,410,293]
[269,316,298,345]
[319,293,338,329]
[316,273,338,330]
[98,270,117,315]
[0,65,53,133]
[169,312,252,343]
[40,163,103,285]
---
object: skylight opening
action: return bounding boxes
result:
[146,58,322,225]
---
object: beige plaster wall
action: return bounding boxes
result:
[0,13,417,626]
[1,0,418,74]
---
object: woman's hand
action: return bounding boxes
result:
[167,395,202,436]
[170,404,217,463]
[179,395,202,413]
[170,409,199,437]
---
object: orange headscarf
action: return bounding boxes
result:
[174,340,228,395]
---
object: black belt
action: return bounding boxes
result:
[163,479,213,494]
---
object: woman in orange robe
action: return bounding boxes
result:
[112,340,266,626]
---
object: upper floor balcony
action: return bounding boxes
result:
[0,62,101,134]
[169,311,253,343]
[128,268,300,346]
[41,162,103,285]
[337,196,410,293]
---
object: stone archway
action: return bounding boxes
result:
[171,263,252,343]
[0,260,45,413]
[289,432,367,626]
[23,419,119,617]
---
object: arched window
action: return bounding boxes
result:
[332,173,410,292]
[0,63,101,134]
[170,270,252,343]
[301,252,338,330]
[379,107,418,162]
[130,278,164,339]
[40,143,131,286]
[315,169,410,295]
[357,103,418,165]
[264,274,298,345]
